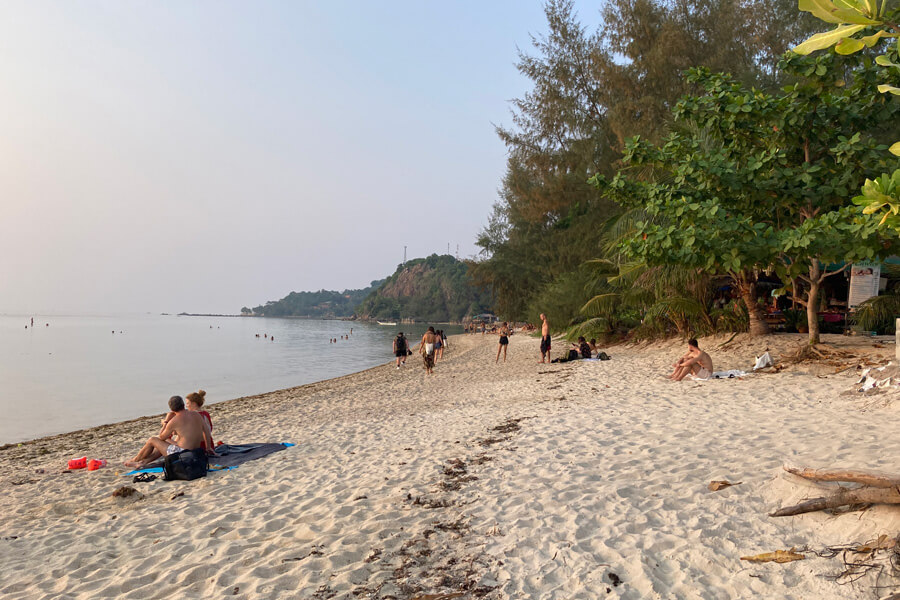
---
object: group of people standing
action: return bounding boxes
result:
[393,327,448,374]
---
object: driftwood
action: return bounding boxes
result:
[771,465,900,517]
[783,466,900,488]
[740,548,805,563]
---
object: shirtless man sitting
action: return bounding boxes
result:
[669,339,713,381]
[125,395,215,468]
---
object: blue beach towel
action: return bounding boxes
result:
[125,442,294,476]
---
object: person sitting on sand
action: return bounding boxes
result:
[185,390,214,449]
[159,390,214,448]
[421,327,437,374]
[125,395,214,468]
[669,339,713,381]
[572,336,592,359]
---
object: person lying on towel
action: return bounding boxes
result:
[669,339,713,382]
[125,395,215,468]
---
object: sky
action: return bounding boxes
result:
[0,1,603,315]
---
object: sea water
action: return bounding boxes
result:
[0,314,462,444]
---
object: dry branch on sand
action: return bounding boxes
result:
[777,343,883,373]
[771,465,900,517]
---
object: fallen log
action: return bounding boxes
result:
[770,486,900,517]
[783,465,900,488]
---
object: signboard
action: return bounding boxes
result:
[848,261,881,309]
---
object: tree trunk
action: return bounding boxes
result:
[806,261,821,345]
[783,465,900,488]
[737,277,769,337]
[770,486,900,517]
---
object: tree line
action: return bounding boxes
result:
[471,0,900,344]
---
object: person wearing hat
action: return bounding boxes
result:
[393,331,408,368]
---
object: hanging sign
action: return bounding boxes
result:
[848,261,881,309]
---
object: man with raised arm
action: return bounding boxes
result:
[539,313,552,363]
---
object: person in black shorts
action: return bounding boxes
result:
[496,322,511,363]
[393,332,408,369]
[539,313,551,363]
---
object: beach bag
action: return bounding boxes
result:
[598,352,610,361]
[163,449,208,481]
[567,349,579,361]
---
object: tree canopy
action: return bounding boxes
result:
[472,0,823,328]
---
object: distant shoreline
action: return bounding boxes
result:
[175,313,247,318]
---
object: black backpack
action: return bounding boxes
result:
[163,449,208,481]
[396,336,407,352]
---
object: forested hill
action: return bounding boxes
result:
[355,254,492,322]
[246,280,385,318]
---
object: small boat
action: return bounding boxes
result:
[377,321,397,326]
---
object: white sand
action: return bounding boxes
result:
[2,332,899,599]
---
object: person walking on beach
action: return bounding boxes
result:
[439,329,448,359]
[540,313,552,363]
[669,339,713,381]
[393,332,408,368]
[421,327,437,374]
[434,329,443,362]
[496,322,510,363]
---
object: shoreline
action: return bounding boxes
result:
[0,336,432,450]
[3,332,900,598]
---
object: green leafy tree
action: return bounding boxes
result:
[475,0,821,325]
[596,58,896,343]
[792,1,900,230]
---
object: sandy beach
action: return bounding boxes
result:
[2,332,900,599]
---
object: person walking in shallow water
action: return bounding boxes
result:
[496,322,510,363]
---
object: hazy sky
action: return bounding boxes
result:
[1,1,601,315]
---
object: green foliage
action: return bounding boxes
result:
[852,169,900,231]
[357,255,492,323]
[793,1,900,158]
[852,291,900,333]
[251,280,385,318]
[523,265,600,335]
[595,57,897,342]
[780,307,805,331]
[472,0,818,324]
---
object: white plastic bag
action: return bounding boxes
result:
[753,351,773,371]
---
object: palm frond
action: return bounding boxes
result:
[644,297,708,321]
[852,294,900,333]
[580,293,621,316]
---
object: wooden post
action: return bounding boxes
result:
[896,318,900,360]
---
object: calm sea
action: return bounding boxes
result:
[0,314,462,445]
